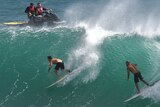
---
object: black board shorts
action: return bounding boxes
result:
[55,62,65,70]
[134,72,143,83]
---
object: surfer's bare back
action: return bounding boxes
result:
[125,61,149,93]
[48,56,70,79]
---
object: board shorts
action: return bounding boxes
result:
[134,72,143,83]
[55,62,65,70]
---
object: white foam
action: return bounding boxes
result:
[64,0,160,38]
[142,81,160,102]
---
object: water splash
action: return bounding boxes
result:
[65,0,160,37]
[142,81,160,102]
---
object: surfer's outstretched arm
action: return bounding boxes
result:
[48,62,52,72]
[47,56,53,72]
[127,69,130,80]
[48,67,51,72]
[134,64,137,66]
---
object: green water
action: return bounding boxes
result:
[0,26,160,107]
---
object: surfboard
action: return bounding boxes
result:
[2,21,64,26]
[53,21,65,24]
[124,79,160,102]
[3,21,27,26]
[124,92,141,102]
[46,73,71,88]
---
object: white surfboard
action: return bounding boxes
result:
[46,73,71,88]
[124,92,142,102]
[53,21,66,24]
[124,79,160,102]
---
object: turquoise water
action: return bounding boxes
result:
[1,0,160,107]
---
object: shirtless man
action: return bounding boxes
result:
[125,61,150,93]
[48,56,70,79]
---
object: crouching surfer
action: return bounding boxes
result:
[47,56,70,80]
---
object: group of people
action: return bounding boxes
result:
[25,2,47,23]
[36,3,150,94]
[47,56,150,94]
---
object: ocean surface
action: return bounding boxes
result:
[1,0,160,107]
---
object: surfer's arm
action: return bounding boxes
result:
[25,7,28,13]
[43,7,47,10]
[127,69,130,80]
[134,64,137,66]
[25,7,30,14]
[48,62,52,72]
[48,68,51,72]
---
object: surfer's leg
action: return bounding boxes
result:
[141,79,149,86]
[55,63,62,79]
[135,83,140,94]
[65,69,71,73]
[61,69,70,74]
[134,74,140,93]
[54,69,61,80]
[61,63,70,73]
[138,72,149,86]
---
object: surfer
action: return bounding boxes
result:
[47,56,71,79]
[125,61,150,93]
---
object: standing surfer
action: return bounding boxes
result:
[125,61,150,93]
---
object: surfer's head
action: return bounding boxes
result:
[30,3,34,6]
[126,61,130,66]
[48,56,52,61]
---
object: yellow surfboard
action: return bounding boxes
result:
[3,21,27,25]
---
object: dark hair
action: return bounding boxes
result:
[126,61,130,66]
[30,3,34,6]
[48,56,52,59]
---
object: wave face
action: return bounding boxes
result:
[1,0,160,107]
